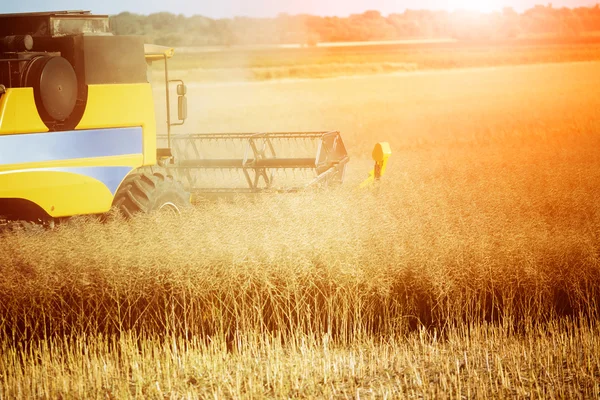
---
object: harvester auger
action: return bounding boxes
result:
[0,10,388,227]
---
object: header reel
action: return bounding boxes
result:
[158,131,349,197]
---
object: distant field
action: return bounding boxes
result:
[3,62,600,398]
[160,36,600,82]
[177,38,459,53]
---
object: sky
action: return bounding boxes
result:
[2,0,599,18]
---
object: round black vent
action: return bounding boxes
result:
[22,56,78,123]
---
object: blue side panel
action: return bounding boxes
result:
[0,127,143,165]
[54,167,133,195]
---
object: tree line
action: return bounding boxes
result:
[109,5,600,47]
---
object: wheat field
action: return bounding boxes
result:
[165,39,600,82]
[2,62,600,398]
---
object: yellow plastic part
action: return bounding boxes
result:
[144,44,175,61]
[77,83,158,165]
[360,142,392,188]
[0,88,48,135]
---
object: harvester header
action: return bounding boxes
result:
[159,131,349,195]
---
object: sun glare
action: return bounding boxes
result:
[447,0,504,13]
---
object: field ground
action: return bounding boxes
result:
[159,37,600,82]
[2,321,599,398]
[176,38,459,53]
[3,61,600,398]
[171,61,600,154]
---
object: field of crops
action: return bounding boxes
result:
[2,61,600,398]
[162,38,600,82]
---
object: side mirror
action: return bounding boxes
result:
[169,80,187,126]
[178,95,187,121]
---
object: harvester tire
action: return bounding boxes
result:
[113,168,191,218]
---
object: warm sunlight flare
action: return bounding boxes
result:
[2,4,600,398]
[447,0,504,12]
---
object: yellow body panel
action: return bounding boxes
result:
[78,84,157,166]
[0,170,115,218]
[0,83,158,218]
[0,89,48,135]
[0,155,143,218]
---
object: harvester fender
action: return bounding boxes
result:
[360,142,392,188]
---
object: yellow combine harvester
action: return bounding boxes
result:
[0,10,389,226]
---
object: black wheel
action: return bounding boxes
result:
[113,168,191,218]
